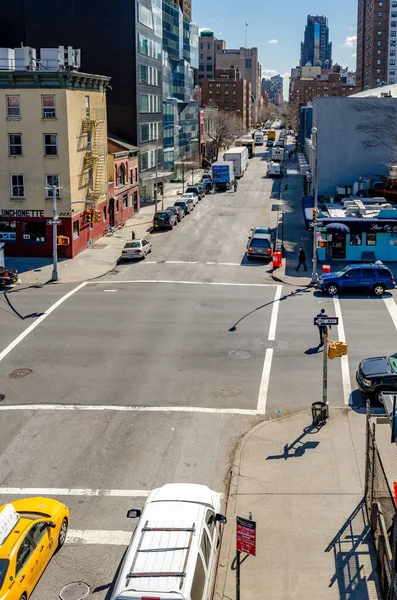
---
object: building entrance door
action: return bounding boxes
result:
[332,233,346,259]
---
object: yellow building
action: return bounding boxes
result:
[0,69,110,258]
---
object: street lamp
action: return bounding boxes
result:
[311,127,319,285]
[155,124,181,214]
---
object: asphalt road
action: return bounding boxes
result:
[1,136,397,599]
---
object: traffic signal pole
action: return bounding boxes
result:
[323,333,328,408]
[51,185,59,282]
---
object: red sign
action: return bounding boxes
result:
[236,516,256,556]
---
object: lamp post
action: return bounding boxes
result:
[155,124,181,214]
[311,127,319,286]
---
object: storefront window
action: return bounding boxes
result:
[22,222,46,243]
[350,233,362,246]
[0,221,16,242]
[123,194,128,209]
[366,232,377,246]
[73,221,79,240]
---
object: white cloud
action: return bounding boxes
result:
[262,69,278,77]
[351,52,357,59]
[281,72,290,78]
[268,39,278,44]
[344,35,357,48]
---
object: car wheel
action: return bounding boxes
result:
[373,387,390,404]
[57,518,68,550]
[19,595,27,600]
[325,283,339,296]
[373,283,385,296]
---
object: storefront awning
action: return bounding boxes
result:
[318,218,397,234]
[325,223,351,234]
[140,171,174,181]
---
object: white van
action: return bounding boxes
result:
[111,483,227,600]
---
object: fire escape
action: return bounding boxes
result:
[82,108,107,203]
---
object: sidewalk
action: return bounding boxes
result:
[215,409,381,600]
[5,175,200,285]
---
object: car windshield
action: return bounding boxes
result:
[389,354,397,373]
[0,559,9,590]
[335,266,350,276]
[125,242,141,248]
[255,227,271,234]
[250,238,271,248]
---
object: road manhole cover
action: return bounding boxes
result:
[9,368,33,379]
[219,387,241,397]
[218,212,237,217]
[259,340,279,349]
[198,303,211,308]
[59,582,90,600]
[228,350,250,359]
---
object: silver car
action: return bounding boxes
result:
[121,239,152,260]
[182,192,198,206]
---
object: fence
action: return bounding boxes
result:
[366,412,397,599]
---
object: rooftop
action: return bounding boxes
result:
[321,197,397,220]
[0,70,110,91]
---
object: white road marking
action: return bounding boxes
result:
[333,296,352,405]
[257,285,283,414]
[104,289,118,292]
[66,529,131,546]
[0,282,87,363]
[119,260,245,267]
[93,280,278,287]
[165,260,197,264]
[0,487,149,497]
[383,296,397,330]
[0,404,258,415]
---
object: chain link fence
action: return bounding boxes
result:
[366,412,397,599]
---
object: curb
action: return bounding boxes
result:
[213,406,351,600]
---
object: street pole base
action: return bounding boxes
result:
[51,269,59,282]
[310,273,319,286]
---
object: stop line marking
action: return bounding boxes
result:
[0,487,150,497]
[0,404,258,416]
[66,529,131,546]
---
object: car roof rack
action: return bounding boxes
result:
[126,521,196,590]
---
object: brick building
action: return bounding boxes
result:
[200,69,251,129]
[290,72,356,104]
[107,137,140,228]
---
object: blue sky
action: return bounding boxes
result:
[192,0,358,98]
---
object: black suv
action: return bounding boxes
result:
[153,210,177,230]
[356,353,397,402]
[185,185,203,200]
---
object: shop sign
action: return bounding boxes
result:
[0,209,45,218]
[236,516,256,556]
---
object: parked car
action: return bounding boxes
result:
[251,226,273,238]
[319,262,395,296]
[182,192,198,207]
[356,353,397,402]
[194,182,206,197]
[0,267,18,286]
[174,198,193,214]
[167,205,184,221]
[120,239,152,260]
[266,140,274,147]
[153,210,177,230]
[185,185,203,200]
[246,233,273,260]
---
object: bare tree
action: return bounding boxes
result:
[205,109,245,160]
[280,101,300,132]
[257,104,280,125]
[353,100,397,155]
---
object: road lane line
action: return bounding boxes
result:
[66,529,131,546]
[257,285,283,414]
[92,280,278,287]
[333,296,352,405]
[383,296,397,330]
[0,487,150,497]
[0,404,258,415]
[165,260,198,264]
[0,282,87,363]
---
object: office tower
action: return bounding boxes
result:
[300,15,332,68]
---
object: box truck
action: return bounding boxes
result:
[211,160,235,191]
[272,147,285,162]
[267,130,276,141]
[223,146,249,178]
[254,131,264,146]
[268,161,283,178]
[235,137,255,158]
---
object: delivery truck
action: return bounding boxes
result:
[268,160,283,178]
[211,160,235,191]
[272,147,284,162]
[223,146,249,178]
[235,137,255,158]
[254,131,264,146]
[267,130,276,141]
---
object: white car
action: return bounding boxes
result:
[182,192,198,206]
[120,239,152,260]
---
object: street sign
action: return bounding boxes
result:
[317,227,327,232]
[47,219,61,226]
[236,516,256,556]
[313,317,339,326]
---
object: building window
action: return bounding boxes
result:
[6,95,20,119]
[392,31,397,37]
[10,174,24,198]
[209,83,212,88]
[138,3,154,29]
[390,69,395,74]
[377,50,382,55]
[378,21,383,26]
[377,59,381,64]
[0,221,16,242]
[392,21,397,27]
[42,95,56,118]
[44,134,57,156]
[379,2,383,6]
[116,199,119,214]
[45,174,60,197]
[85,95,90,118]
[392,40,397,46]
[8,134,22,156]
[377,40,382,46]
[73,220,80,240]
[200,43,203,49]
[103,206,107,221]
[130,168,133,184]
[393,1,397,6]
[206,64,212,71]
[135,166,138,182]
[390,78,395,83]
[393,12,397,17]
[366,233,377,246]
[118,165,126,186]
[350,233,362,246]
[245,59,251,68]
[377,69,381,74]
[378,11,383,16]
[378,31,382,36]
[123,194,128,209]
[22,221,46,243]
[88,168,93,190]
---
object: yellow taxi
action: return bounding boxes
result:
[0,497,69,600]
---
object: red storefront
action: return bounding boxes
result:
[107,136,140,227]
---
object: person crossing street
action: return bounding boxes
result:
[316,308,332,346]
[295,246,307,271]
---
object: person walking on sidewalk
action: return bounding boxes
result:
[295,246,307,271]
[316,308,331,346]
[233,179,238,192]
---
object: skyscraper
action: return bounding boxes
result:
[356,0,397,91]
[300,15,332,68]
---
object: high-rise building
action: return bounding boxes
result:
[300,15,332,68]
[270,74,284,105]
[356,0,397,91]
[200,68,251,129]
[197,30,226,82]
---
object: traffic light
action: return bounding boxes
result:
[312,207,318,222]
[57,235,70,246]
[93,209,101,223]
[328,341,348,360]
[82,209,92,226]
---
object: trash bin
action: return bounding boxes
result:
[311,401,328,425]
[272,252,282,269]
[322,264,331,274]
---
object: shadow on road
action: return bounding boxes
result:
[266,424,321,460]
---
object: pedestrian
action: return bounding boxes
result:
[234,179,238,192]
[131,229,136,240]
[295,246,307,271]
[316,308,331,346]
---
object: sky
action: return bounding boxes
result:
[192,0,358,99]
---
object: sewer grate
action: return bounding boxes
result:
[228,350,250,359]
[9,368,33,379]
[59,582,90,600]
[271,204,281,211]
[259,340,279,349]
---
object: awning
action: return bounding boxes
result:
[140,171,174,181]
[325,223,351,234]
